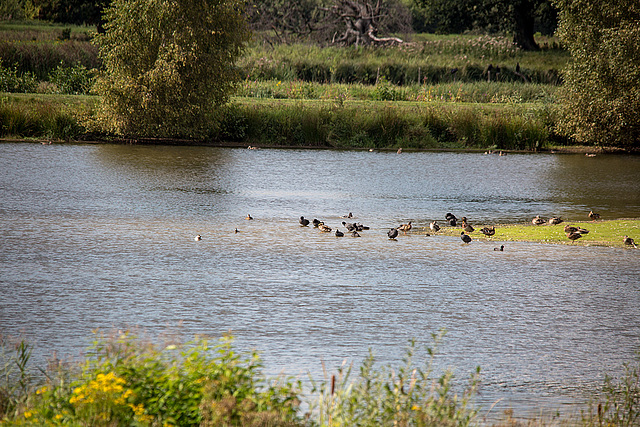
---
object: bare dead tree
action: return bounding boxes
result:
[324,0,403,46]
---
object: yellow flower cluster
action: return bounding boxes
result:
[69,372,132,405]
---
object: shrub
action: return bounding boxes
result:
[47,63,95,95]
[1,332,303,426]
[0,63,37,93]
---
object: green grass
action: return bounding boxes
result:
[429,219,640,248]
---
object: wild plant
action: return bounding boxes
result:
[309,330,480,427]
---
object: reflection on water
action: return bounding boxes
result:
[1,143,639,419]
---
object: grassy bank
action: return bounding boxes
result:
[426,219,640,248]
[1,92,562,150]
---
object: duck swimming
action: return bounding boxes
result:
[342,221,356,232]
[299,216,310,227]
[245,214,253,220]
[351,231,361,237]
[318,223,332,232]
[494,245,504,251]
[335,229,344,237]
[461,231,472,244]
[589,211,601,221]
[388,228,399,239]
[312,218,321,228]
[194,235,202,241]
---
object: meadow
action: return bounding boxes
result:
[0,20,574,150]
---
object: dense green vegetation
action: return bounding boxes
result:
[553,0,640,149]
[1,331,639,426]
[1,0,639,148]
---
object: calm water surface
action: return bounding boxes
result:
[1,143,639,419]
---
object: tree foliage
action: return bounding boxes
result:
[93,0,250,138]
[412,0,557,50]
[36,0,108,27]
[554,0,640,148]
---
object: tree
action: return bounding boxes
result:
[93,0,250,138]
[554,0,640,148]
[324,0,410,46]
[35,0,110,30]
[246,0,323,43]
[412,0,557,50]
[246,0,412,46]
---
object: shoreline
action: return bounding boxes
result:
[2,137,636,155]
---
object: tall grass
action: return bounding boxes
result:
[240,38,568,86]
[0,93,561,149]
[236,79,558,104]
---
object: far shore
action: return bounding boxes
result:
[2,137,635,155]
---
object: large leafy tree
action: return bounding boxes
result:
[94,0,250,138]
[554,0,640,148]
[412,0,557,50]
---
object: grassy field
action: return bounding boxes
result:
[421,219,640,248]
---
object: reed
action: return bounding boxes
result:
[0,93,561,149]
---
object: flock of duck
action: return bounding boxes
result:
[195,209,637,249]
[296,212,503,249]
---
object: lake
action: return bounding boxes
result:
[1,142,639,420]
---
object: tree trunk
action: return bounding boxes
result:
[512,0,539,51]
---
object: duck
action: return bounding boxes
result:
[481,226,495,237]
[548,217,563,225]
[342,221,356,232]
[566,231,582,242]
[351,231,361,237]
[564,224,578,234]
[318,223,332,232]
[462,221,475,233]
[576,227,589,234]
[341,212,353,218]
[589,211,601,221]
[445,213,457,221]
[299,216,310,227]
[494,245,504,251]
[398,221,412,234]
[430,221,440,233]
[235,228,239,233]
[355,223,370,231]
[448,217,457,227]
[461,231,472,244]
[245,214,253,220]
[335,229,344,237]
[388,228,399,239]
[623,235,637,248]
[194,235,202,241]
[312,218,322,228]
[532,215,545,225]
